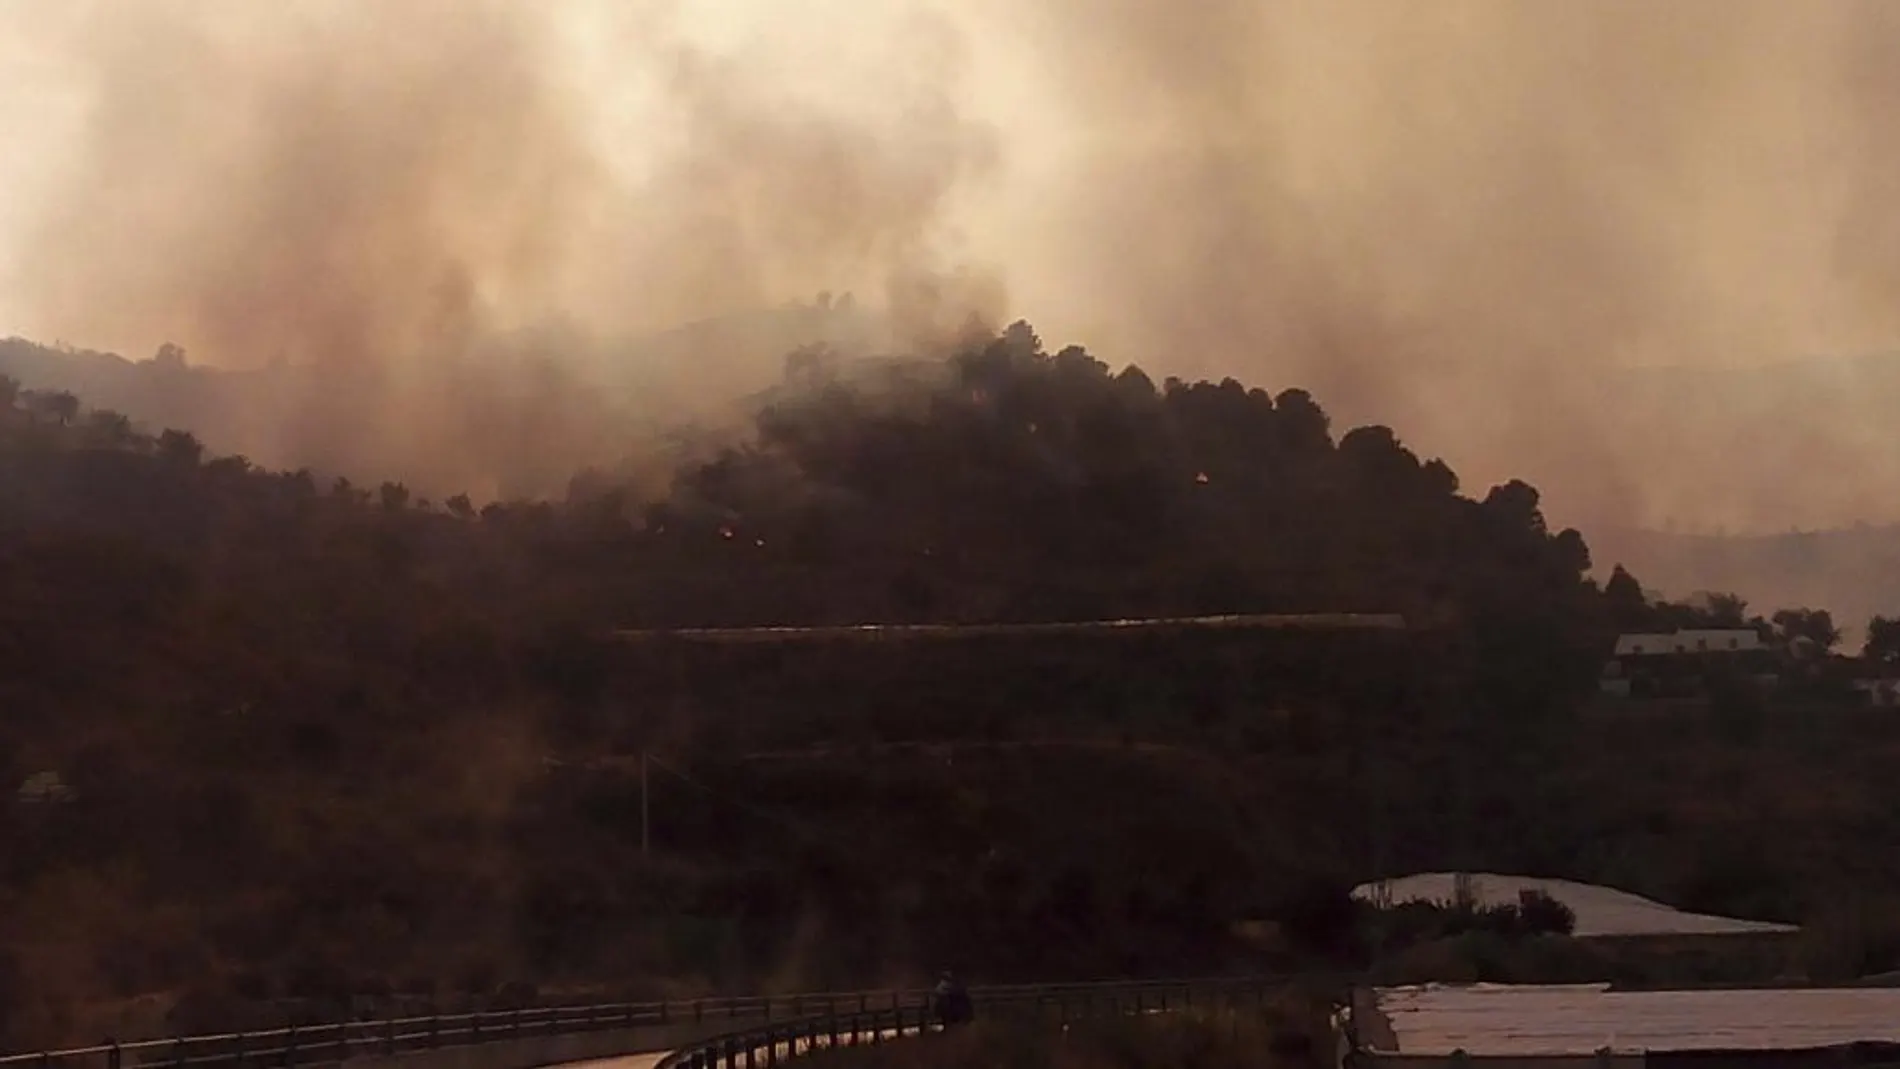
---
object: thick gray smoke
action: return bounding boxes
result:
[0,0,1002,498]
[983,0,1900,536]
[6,1,1900,533]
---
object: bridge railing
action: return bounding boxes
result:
[0,976,1284,1069]
[656,976,1284,1069]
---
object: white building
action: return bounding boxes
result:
[1612,629,1761,657]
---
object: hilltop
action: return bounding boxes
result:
[19,333,1900,623]
[0,300,887,502]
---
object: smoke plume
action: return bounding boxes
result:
[7,1,1900,532]
[979,0,1900,536]
[1,0,1001,498]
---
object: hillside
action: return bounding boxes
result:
[21,336,1900,621]
[9,321,1900,1051]
[0,302,883,503]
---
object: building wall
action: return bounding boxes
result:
[1613,631,1760,657]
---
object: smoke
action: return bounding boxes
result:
[1,0,1002,498]
[8,1,1900,530]
[980,0,1900,536]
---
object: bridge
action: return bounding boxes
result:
[0,977,1300,1069]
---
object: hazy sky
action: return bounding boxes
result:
[5,1,1900,533]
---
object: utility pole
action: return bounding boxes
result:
[641,750,650,858]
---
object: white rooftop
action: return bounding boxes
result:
[1352,873,1798,938]
[1368,983,1900,1056]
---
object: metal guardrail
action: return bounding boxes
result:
[0,976,1286,1069]
[656,976,1286,1069]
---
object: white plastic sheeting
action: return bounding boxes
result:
[1351,873,1798,938]
[1370,983,1900,1056]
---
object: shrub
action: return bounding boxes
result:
[1517,889,1577,936]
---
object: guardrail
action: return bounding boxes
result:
[657,977,1285,1069]
[0,977,1287,1069]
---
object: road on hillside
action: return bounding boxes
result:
[558,1025,927,1069]
[561,1055,667,1069]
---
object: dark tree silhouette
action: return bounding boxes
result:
[1773,607,1841,655]
[1866,615,1900,665]
[157,428,204,466]
[1604,564,1650,630]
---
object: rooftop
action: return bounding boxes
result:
[1362,983,1900,1056]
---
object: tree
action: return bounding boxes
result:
[1271,388,1331,452]
[28,390,79,426]
[1603,564,1651,630]
[1705,592,1749,628]
[0,375,19,411]
[204,455,253,481]
[446,493,476,520]
[157,429,204,467]
[1772,608,1841,656]
[84,410,138,451]
[1517,889,1577,936]
[379,482,411,511]
[1482,480,1547,536]
[1865,616,1900,666]
[153,342,188,370]
[281,469,317,498]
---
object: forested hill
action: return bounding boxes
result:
[0,320,1615,1048]
[0,302,880,501]
[0,319,1608,672]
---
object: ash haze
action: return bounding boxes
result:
[4,0,1900,534]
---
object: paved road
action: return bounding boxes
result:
[558,1026,919,1069]
[560,1055,668,1069]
